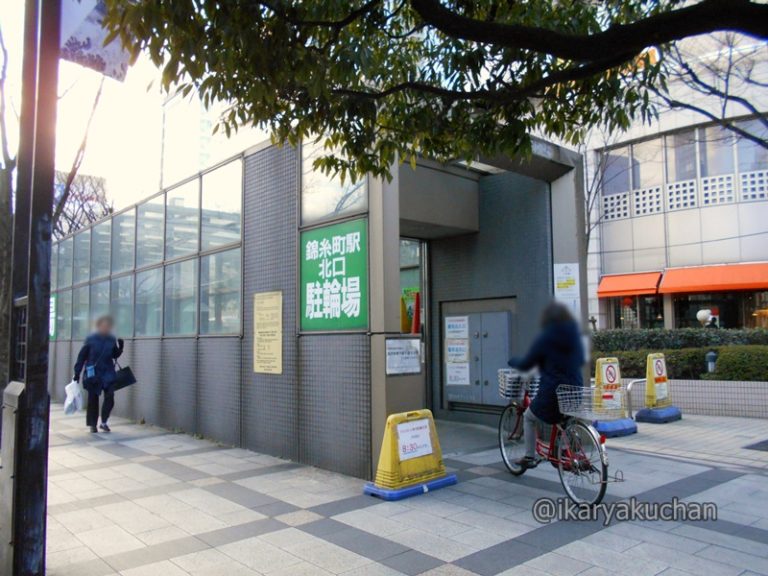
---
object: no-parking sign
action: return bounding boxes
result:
[595,358,623,411]
[646,353,671,407]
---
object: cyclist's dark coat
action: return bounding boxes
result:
[508,318,584,424]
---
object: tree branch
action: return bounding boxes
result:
[52,77,105,228]
[332,51,635,104]
[0,25,14,172]
[652,88,768,150]
[258,0,382,29]
[410,0,768,62]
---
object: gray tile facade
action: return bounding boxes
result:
[49,143,375,478]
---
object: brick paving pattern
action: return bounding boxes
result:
[46,407,768,576]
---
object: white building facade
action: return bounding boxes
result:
[588,35,768,330]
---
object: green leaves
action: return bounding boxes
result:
[101,0,687,180]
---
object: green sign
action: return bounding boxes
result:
[300,218,368,331]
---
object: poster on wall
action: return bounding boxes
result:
[445,339,469,363]
[446,362,470,386]
[254,291,283,374]
[386,338,422,375]
[445,316,468,339]
[300,218,368,331]
[553,263,582,320]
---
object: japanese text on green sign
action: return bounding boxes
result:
[300,218,368,331]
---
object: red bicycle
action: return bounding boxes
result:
[497,370,612,506]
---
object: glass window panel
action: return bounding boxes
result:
[136,196,165,268]
[673,293,740,329]
[699,126,734,177]
[112,209,135,273]
[745,291,768,329]
[666,130,697,182]
[165,259,198,335]
[301,140,367,224]
[51,243,58,290]
[90,220,111,279]
[400,239,420,268]
[638,296,664,329]
[201,160,241,250]
[631,138,663,188]
[56,290,72,340]
[72,285,90,340]
[601,147,630,195]
[200,248,241,335]
[166,180,199,259]
[57,237,73,288]
[73,229,91,285]
[111,275,134,337]
[612,296,639,330]
[737,119,768,173]
[135,268,162,336]
[90,280,110,322]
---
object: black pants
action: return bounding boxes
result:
[86,389,114,427]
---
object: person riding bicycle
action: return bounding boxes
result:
[508,302,585,469]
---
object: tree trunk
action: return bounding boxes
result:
[0,167,12,390]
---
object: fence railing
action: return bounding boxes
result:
[622,378,768,419]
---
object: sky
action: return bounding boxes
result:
[2,2,166,210]
[0,2,267,212]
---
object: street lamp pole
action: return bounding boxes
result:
[4,0,61,573]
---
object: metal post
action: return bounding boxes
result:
[5,0,62,574]
[7,0,39,377]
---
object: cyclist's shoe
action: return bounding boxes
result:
[516,456,539,470]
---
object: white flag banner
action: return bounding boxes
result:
[60,0,131,81]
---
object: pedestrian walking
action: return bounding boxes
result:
[73,315,124,433]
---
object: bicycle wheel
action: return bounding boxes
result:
[499,404,527,476]
[557,420,607,506]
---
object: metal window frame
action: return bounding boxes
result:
[109,273,135,338]
[111,207,137,275]
[134,265,164,338]
[163,255,199,338]
[298,138,369,229]
[199,246,242,337]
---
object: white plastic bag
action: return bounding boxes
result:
[64,380,83,415]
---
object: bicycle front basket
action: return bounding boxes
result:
[498,369,539,400]
[556,384,625,421]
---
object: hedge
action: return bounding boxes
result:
[592,345,768,381]
[701,346,768,382]
[592,328,768,352]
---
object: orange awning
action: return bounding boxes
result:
[598,272,661,298]
[659,263,768,294]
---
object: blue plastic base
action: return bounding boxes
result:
[363,474,458,501]
[635,406,683,424]
[594,418,638,438]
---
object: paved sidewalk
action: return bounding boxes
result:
[47,406,768,576]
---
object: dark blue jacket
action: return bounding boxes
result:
[508,320,584,424]
[74,333,123,393]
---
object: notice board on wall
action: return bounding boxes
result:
[254,291,283,374]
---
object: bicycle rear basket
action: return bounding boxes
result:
[498,369,539,401]
[556,384,625,421]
